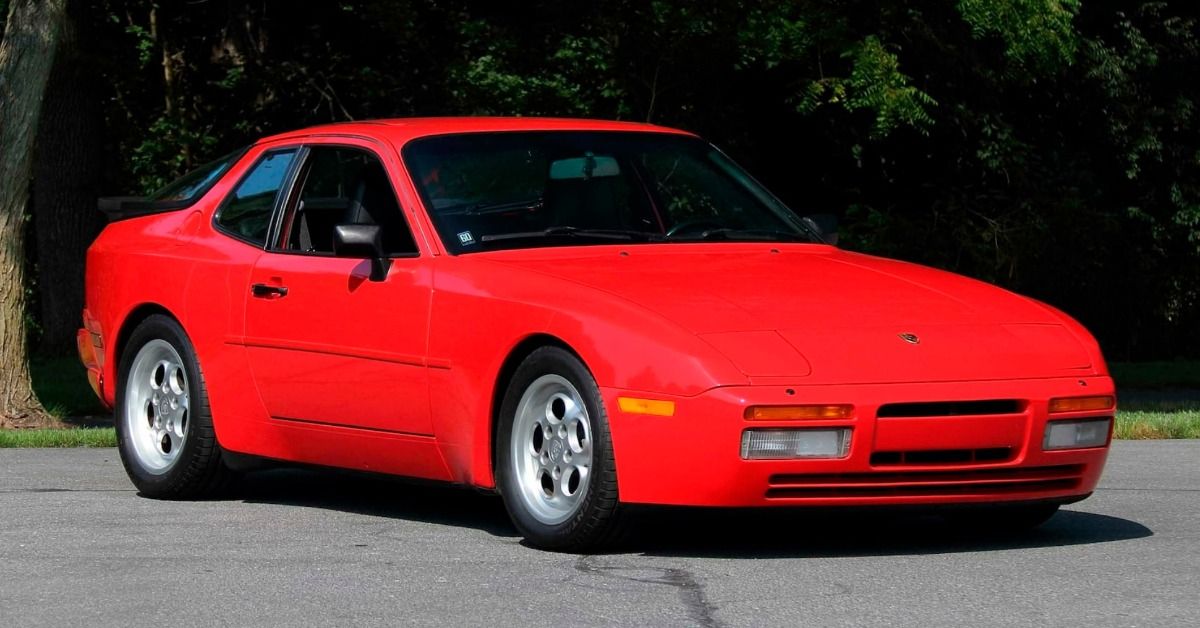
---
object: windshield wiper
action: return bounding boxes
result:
[441,198,545,216]
[667,227,813,243]
[480,226,661,243]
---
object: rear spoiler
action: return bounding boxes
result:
[97,197,194,221]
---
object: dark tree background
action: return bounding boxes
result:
[6,0,1200,364]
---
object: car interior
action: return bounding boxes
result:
[282,147,417,256]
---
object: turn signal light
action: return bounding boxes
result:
[744,404,854,420]
[1048,395,1115,414]
[617,397,676,416]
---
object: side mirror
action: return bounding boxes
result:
[803,213,839,246]
[333,224,391,282]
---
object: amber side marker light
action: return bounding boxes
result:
[1048,396,1115,414]
[617,397,676,416]
[744,405,854,420]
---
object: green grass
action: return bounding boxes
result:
[0,428,116,448]
[1115,410,1200,439]
[1110,360,1200,389]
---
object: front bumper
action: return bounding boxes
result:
[604,376,1113,507]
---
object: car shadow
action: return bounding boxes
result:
[233,466,520,539]
[230,467,1152,558]
[624,506,1153,559]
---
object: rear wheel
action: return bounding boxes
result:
[497,346,625,551]
[115,314,233,498]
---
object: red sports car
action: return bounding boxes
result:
[80,117,1115,550]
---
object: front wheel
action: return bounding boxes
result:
[496,346,626,551]
[115,314,233,498]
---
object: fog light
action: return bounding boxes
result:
[741,428,851,460]
[1043,418,1111,450]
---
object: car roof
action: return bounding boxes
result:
[258,117,696,146]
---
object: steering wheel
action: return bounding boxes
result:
[665,219,723,238]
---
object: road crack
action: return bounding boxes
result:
[575,555,725,628]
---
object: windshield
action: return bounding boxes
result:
[402,132,819,253]
[148,147,246,203]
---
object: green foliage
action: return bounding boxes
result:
[957,0,1081,68]
[129,118,220,192]
[64,0,1200,361]
[798,36,937,137]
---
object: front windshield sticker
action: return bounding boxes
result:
[458,230,476,246]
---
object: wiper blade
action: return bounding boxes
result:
[480,226,660,243]
[441,198,544,216]
[668,228,812,242]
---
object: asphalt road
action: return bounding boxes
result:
[1,441,1197,628]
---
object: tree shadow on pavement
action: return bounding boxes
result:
[230,466,1151,558]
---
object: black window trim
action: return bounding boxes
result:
[266,142,422,260]
[212,145,305,249]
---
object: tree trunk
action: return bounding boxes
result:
[33,0,103,356]
[0,0,68,428]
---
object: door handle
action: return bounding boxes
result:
[251,283,289,298]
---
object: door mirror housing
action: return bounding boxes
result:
[333,224,391,281]
[802,213,839,246]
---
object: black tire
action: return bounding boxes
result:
[115,314,234,498]
[496,346,628,551]
[946,502,1060,532]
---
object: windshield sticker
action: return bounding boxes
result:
[457,231,475,246]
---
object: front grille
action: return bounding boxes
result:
[870,447,1013,466]
[876,399,1023,418]
[765,464,1084,499]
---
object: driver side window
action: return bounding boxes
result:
[279,147,418,256]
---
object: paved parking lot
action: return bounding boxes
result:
[1,441,1197,627]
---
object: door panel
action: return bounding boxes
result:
[244,254,434,435]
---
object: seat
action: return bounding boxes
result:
[344,162,415,255]
[292,197,351,253]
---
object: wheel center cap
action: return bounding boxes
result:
[549,440,564,461]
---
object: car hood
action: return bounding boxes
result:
[480,244,1096,383]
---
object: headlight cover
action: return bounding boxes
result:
[1043,418,1111,450]
[741,428,852,460]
